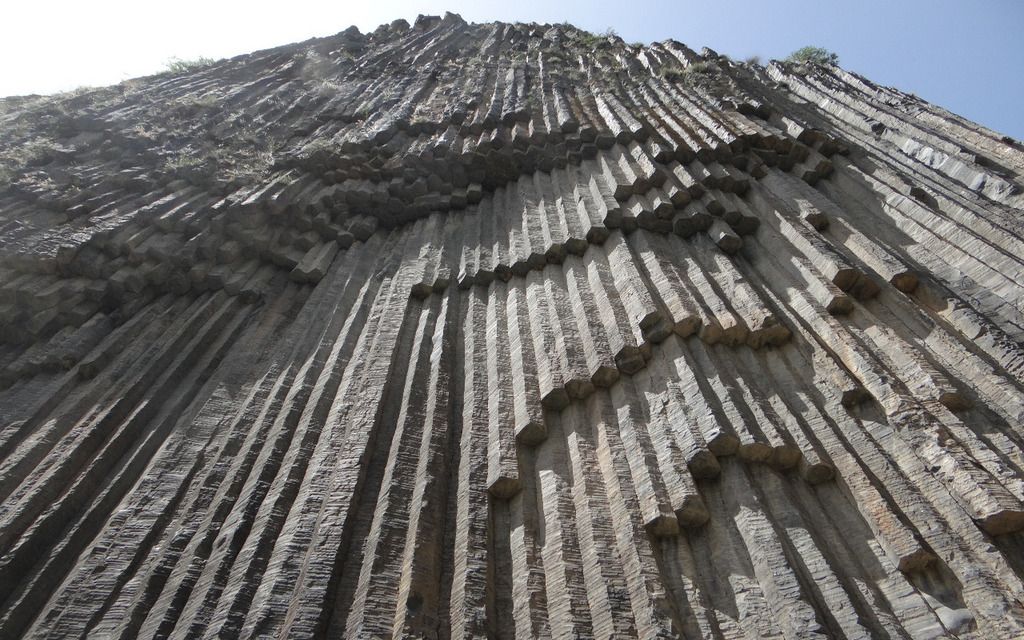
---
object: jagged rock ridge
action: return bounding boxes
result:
[2,12,1024,639]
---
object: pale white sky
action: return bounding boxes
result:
[3,0,1022,139]
[1,1,405,95]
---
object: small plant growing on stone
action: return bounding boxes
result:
[2,138,61,170]
[786,46,839,66]
[658,64,685,83]
[224,149,275,181]
[165,57,216,74]
[164,153,206,172]
[658,61,718,87]
[680,61,720,88]
[576,31,602,49]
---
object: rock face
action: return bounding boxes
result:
[1,13,1024,639]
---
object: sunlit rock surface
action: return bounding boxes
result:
[2,13,1024,639]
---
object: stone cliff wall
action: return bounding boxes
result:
[1,13,1024,639]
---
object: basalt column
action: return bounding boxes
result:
[2,13,1024,640]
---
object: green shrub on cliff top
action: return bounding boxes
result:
[165,57,216,74]
[786,46,839,66]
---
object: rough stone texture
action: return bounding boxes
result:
[1,13,1024,639]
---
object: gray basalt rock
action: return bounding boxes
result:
[1,14,1024,639]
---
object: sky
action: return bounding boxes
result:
[2,0,1021,139]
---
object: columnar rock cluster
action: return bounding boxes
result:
[1,12,1023,639]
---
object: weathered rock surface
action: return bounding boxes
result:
[1,13,1024,639]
